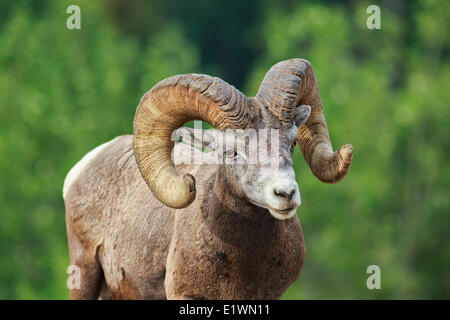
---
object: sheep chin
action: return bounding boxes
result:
[268,207,298,220]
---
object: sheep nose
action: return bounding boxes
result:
[274,187,296,200]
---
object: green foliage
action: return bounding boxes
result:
[0,0,199,299]
[248,0,449,299]
[0,0,448,299]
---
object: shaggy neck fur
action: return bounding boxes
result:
[200,166,284,248]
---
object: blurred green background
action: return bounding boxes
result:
[0,0,448,299]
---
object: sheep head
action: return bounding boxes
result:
[133,59,353,215]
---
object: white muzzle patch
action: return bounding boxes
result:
[264,175,301,220]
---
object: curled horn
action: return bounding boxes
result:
[256,58,353,183]
[133,74,249,208]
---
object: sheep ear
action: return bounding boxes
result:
[294,105,311,127]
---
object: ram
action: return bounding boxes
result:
[63,58,353,299]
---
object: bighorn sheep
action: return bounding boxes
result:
[63,59,353,299]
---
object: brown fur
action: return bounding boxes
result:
[65,135,305,299]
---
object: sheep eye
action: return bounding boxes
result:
[225,149,237,158]
[290,141,296,154]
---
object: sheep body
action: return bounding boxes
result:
[64,135,305,299]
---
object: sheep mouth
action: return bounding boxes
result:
[268,207,297,215]
[267,206,298,220]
